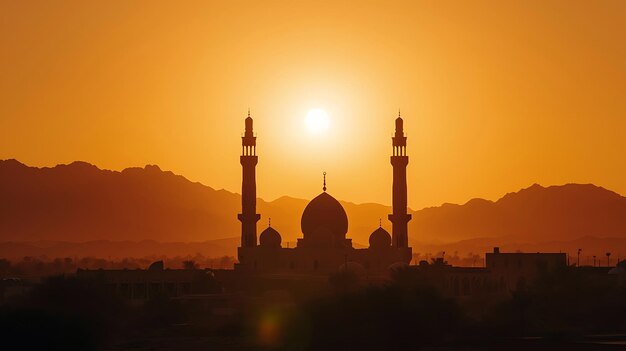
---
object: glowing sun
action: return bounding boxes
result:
[305,108,330,135]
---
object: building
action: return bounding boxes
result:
[485,247,567,289]
[235,112,412,277]
[76,260,220,302]
[608,260,626,287]
[410,260,505,298]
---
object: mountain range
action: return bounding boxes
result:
[1,159,625,261]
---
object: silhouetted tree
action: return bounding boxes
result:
[0,258,10,275]
[484,264,626,337]
[182,260,198,270]
[303,283,463,350]
[0,276,125,349]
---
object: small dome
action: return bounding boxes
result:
[301,192,348,246]
[259,226,281,248]
[369,227,391,249]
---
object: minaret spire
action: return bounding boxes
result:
[238,110,261,248]
[389,111,411,248]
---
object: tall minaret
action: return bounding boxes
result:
[238,110,261,247]
[388,111,411,248]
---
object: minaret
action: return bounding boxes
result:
[388,111,411,248]
[238,110,261,247]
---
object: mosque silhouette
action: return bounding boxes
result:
[75,111,571,300]
[235,111,413,276]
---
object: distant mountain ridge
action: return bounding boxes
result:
[415,182,626,243]
[2,159,626,259]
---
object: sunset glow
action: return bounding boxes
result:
[305,108,330,135]
[1,2,625,349]
[1,1,625,209]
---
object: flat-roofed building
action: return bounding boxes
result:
[485,247,567,290]
[76,261,220,303]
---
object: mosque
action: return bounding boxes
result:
[72,112,581,301]
[235,112,413,276]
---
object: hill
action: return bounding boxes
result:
[2,159,625,260]
[412,183,626,243]
[0,159,389,247]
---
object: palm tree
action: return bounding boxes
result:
[606,252,611,267]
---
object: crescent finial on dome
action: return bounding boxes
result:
[323,171,327,192]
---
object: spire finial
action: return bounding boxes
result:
[379,218,382,228]
[323,172,327,192]
[268,217,271,228]
[247,108,251,118]
[398,108,401,118]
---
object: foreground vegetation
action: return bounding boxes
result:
[0,266,624,350]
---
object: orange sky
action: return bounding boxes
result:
[1,0,625,209]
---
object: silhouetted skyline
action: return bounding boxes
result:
[2,158,626,262]
[1,2,625,350]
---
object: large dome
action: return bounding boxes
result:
[301,192,348,245]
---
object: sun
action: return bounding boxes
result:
[305,108,330,135]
